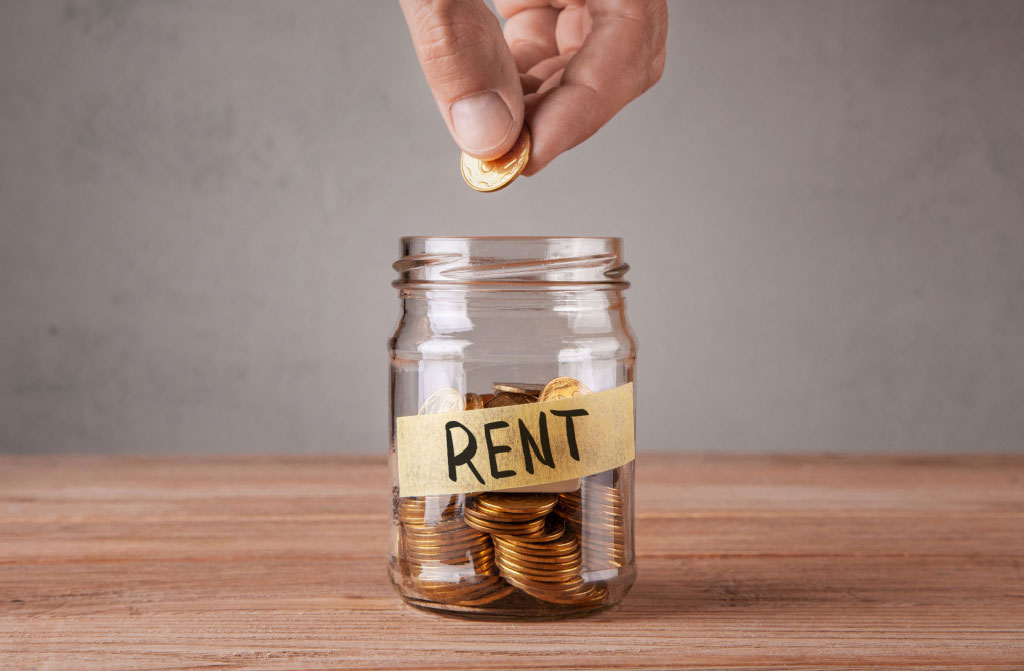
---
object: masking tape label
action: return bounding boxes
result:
[396,382,635,497]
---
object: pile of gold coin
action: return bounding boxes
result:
[398,495,513,606]
[401,376,621,609]
[557,483,627,570]
[493,521,608,606]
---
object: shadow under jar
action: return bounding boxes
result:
[387,237,637,619]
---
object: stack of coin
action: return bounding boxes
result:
[556,483,627,570]
[399,496,514,606]
[464,493,556,536]
[492,523,608,606]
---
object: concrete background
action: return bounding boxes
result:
[1,0,1022,455]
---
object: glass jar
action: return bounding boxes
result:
[387,236,637,619]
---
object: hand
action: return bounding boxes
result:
[399,0,668,175]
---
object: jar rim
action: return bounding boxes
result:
[399,235,622,242]
[393,236,629,289]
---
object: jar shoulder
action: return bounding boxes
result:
[389,309,637,362]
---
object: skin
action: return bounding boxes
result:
[398,0,668,174]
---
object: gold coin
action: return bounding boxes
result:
[398,494,460,511]
[502,573,587,594]
[404,532,489,548]
[492,535,580,554]
[493,546,579,562]
[460,126,531,192]
[580,542,626,556]
[463,506,546,527]
[405,539,491,557]
[418,387,466,415]
[466,510,541,525]
[402,526,472,543]
[496,554,581,573]
[474,493,558,515]
[465,392,484,410]
[411,560,497,578]
[413,560,496,576]
[494,550,579,571]
[563,503,624,516]
[579,540,627,553]
[506,575,587,593]
[425,583,509,606]
[404,533,485,549]
[401,518,470,533]
[451,585,511,605]
[576,536,626,551]
[403,529,488,545]
[505,576,593,597]
[563,513,625,528]
[501,561,582,579]
[539,377,592,402]
[581,546,626,557]
[399,513,461,526]
[496,563,581,583]
[464,521,546,537]
[580,557,624,570]
[484,392,537,408]
[532,585,606,606]
[406,546,490,562]
[570,486,622,502]
[454,584,516,606]
[465,501,544,520]
[407,556,492,572]
[507,520,565,542]
[413,579,499,598]
[584,482,621,495]
[412,563,494,579]
[493,550,578,566]
[417,576,504,596]
[556,500,622,515]
[573,519,626,533]
[492,530,574,549]
[492,382,544,396]
[464,512,547,536]
[494,542,580,563]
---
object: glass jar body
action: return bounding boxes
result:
[387,238,636,619]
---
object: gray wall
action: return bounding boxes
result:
[2,1,1022,455]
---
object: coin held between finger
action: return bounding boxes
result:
[460,126,531,192]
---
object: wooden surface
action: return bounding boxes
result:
[2,455,1023,670]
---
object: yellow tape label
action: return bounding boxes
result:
[396,383,635,497]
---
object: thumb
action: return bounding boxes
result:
[400,0,525,159]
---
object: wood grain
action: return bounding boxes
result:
[1,454,1022,670]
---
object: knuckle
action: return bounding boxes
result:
[639,0,668,91]
[416,22,487,66]
[411,1,496,68]
[646,47,666,89]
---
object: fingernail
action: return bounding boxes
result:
[451,91,514,158]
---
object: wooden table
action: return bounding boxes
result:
[2,455,1022,670]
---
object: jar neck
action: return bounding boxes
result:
[399,288,627,312]
[393,237,630,290]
